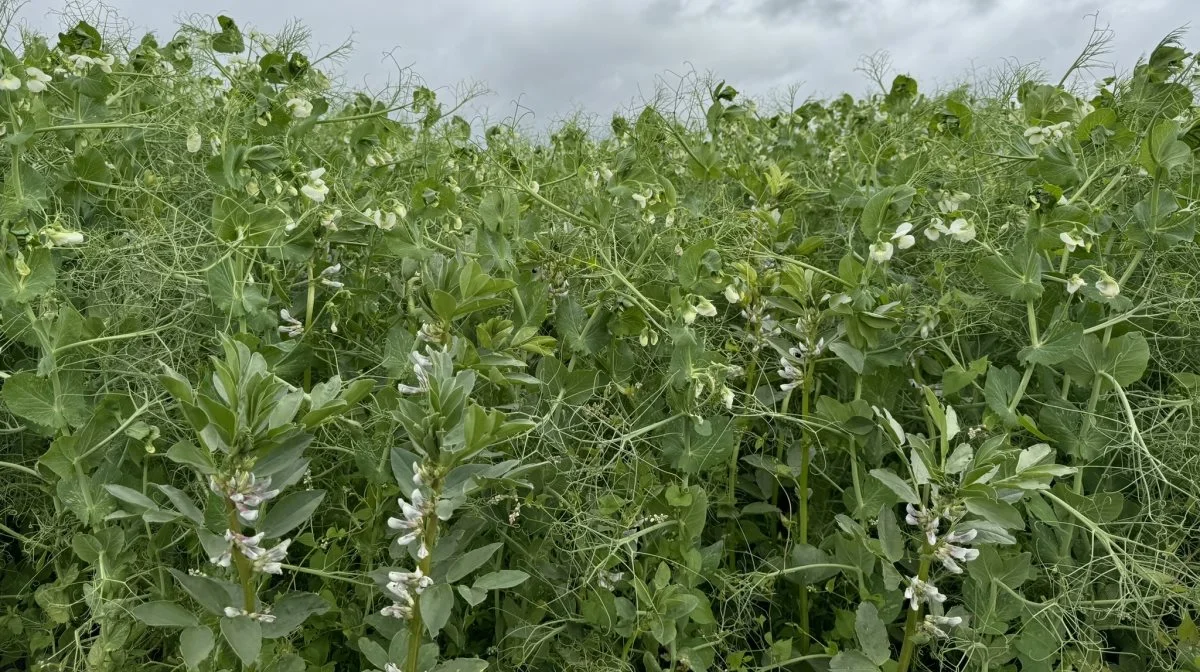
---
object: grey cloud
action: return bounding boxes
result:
[21,0,1200,133]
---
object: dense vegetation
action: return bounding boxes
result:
[2,9,1200,672]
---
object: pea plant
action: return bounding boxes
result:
[2,9,1200,672]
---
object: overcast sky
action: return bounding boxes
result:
[22,0,1200,132]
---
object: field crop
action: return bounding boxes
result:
[2,9,1200,672]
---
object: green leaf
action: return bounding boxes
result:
[1140,119,1191,175]
[421,583,454,636]
[180,626,215,670]
[457,584,488,607]
[0,248,57,303]
[260,592,330,638]
[432,659,489,672]
[103,484,160,511]
[169,569,236,615]
[876,506,904,562]
[965,496,1025,529]
[2,372,89,430]
[943,356,988,396]
[869,469,918,504]
[983,365,1022,426]
[259,490,324,538]
[445,542,503,584]
[977,245,1043,301]
[855,602,891,665]
[165,441,215,474]
[132,601,199,628]
[1019,320,1082,366]
[677,238,720,291]
[787,544,841,583]
[830,649,880,672]
[155,484,204,524]
[860,185,916,240]
[211,15,245,53]
[357,636,389,670]
[829,341,865,374]
[1107,332,1150,387]
[661,415,738,474]
[221,616,262,666]
[473,570,530,590]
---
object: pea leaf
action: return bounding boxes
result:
[2,372,89,430]
[131,601,198,628]
[1018,320,1082,366]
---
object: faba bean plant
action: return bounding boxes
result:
[2,9,1200,672]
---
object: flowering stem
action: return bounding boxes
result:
[895,554,932,672]
[406,485,441,672]
[304,259,316,391]
[796,358,815,654]
[226,508,257,613]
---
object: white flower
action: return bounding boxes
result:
[186,127,202,153]
[631,192,649,209]
[95,54,115,73]
[869,241,894,263]
[904,503,940,546]
[278,308,304,338]
[45,229,85,247]
[922,614,963,638]
[24,67,51,93]
[0,71,20,90]
[720,386,735,410]
[1024,126,1049,145]
[924,217,948,241]
[1060,231,1085,252]
[209,472,280,523]
[723,284,741,303]
[947,218,975,243]
[693,296,717,318]
[778,355,804,392]
[935,529,980,573]
[891,222,916,250]
[286,97,313,119]
[1066,274,1085,295]
[904,577,946,610]
[387,488,428,546]
[1096,274,1120,298]
[300,167,329,202]
[597,570,624,591]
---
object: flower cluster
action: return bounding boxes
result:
[209,471,280,523]
[212,530,290,574]
[300,167,329,202]
[387,487,431,558]
[320,263,344,289]
[278,308,304,338]
[921,614,963,639]
[1024,121,1071,145]
[934,528,980,574]
[381,568,434,620]
[937,190,971,214]
[904,576,946,610]
[924,217,975,243]
[681,295,718,324]
[397,349,434,395]
[870,222,917,263]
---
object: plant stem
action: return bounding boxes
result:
[406,481,441,672]
[895,554,932,672]
[796,358,815,654]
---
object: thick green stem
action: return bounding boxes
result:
[796,358,815,653]
[895,554,932,672]
[406,481,441,672]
